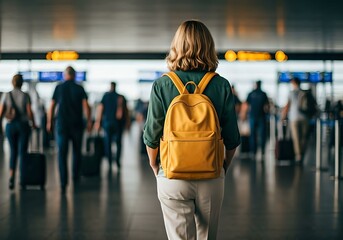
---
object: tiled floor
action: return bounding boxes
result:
[0,124,343,240]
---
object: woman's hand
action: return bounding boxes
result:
[150,162,159,176]
[146,146,159,176]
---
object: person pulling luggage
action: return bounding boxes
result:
[0,74,36,190]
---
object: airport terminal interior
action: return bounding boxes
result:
[0,0,343,239]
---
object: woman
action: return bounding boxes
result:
[0,74,36,190]
[143,20,240,239]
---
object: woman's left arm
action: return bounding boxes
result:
[26,103,36,128]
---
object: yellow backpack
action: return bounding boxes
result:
[160,72,225,180]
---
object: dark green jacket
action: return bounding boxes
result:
[143,70,241,150]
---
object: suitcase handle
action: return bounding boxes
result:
[29,129,43,153]
[278,119,292,140]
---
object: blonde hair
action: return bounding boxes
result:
[166,20,218,72]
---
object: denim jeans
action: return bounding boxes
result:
[104,125,123,168]
[5,121,31,182]
[56,126,83,187]
[249,116,267,155]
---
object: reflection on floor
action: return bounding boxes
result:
[0,124,342,240]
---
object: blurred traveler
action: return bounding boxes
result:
[0,74,36,190]
[135,99,149,124]
[47,66,92,194]
[246,80,269,160]
[94,82,129,171]
[135,99,149,154]
[231,85,242,115]
[282,77,313,163]
[333,100,343,120]
[143,20,240,240]
[0,92,3,137]
[28,83,45,149]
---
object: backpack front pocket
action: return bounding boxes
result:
[168,131,217,173]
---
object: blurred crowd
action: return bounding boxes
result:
[0,66,149,193]
[0,66,342,193]
[233,78,343,164]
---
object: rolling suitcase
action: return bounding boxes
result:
[81,154,101,177]
[86,135,105,158]
[275,139,295,161]
[22,132,46,190]
[275,120,295,161]
[238,120,250,156]
[240,136,250,153]
[82,134,104,177]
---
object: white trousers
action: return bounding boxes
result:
[157,169,225,240]
[290,120,308,161]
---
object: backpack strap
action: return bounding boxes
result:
[163,72,188,94]
[198,72,218,94]
[9,92,22,118]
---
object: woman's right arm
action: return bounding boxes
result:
[143,82,165,175]
[146,146,159,176]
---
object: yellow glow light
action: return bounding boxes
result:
[225,50,237,62]
[275,50,288,62]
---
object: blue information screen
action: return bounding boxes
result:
[75,71,87,82]
[309,72,322,83]
[323,72,333,83]
[278,71,333,83]
[39,71,63,82]
[38,71,86,82]
[292,72,308,82]
[278,72,292,83]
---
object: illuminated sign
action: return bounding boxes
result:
[225,50,271,61]
[225,50,288,62]
[237,51,271,61]
[46,51,79,61]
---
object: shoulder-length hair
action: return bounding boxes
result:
[166,20,218,72]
